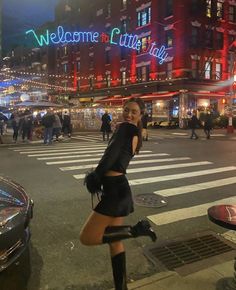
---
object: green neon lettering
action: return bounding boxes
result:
[25,29,49,46]
[110,28,120,45]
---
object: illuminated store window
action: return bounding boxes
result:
[137,36,151,54]
[229,5,236,22]
[215,63,222,80]
[217,1,224,19]
[205,61,212,79]
[206,0,211,18]
[166,30,173,48]
[121,71,126,85]
[137,7,151,27]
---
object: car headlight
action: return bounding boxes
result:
[0,207,22,227]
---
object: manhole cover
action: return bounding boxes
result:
[134,193,168,208]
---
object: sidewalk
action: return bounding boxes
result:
[121,259,235,290]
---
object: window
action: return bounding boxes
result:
[89,56,94,69]
[190,27,200,48]
[205,29,213,48]
[215,63,222,80]
[137,36,151,54]
[190,0,198,14]
[121,19,128,34]
[120,47,127,60]
[167,62,172,79]
[205,61,212,79]
[136,66,150,82]
[229,35,235,48]
[216,32,223,50]
[217,1,224,19]
[105,50,110,64]
[137,7,151,27]
[77,79,80,90]
[89,77,94,89]
[121,71,126,85]
[206,0,211,18]
[121,0,127,10]
[106,73,111,87]
[77,61,80,72]
[165,0,173,17]
[166,30,173,48]
[64,63,68,73]
[64,46,68,55]
[192,60,199,78]
[106,3,111,18]
[229,5,236,22]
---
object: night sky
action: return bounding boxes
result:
[3,0,60,54]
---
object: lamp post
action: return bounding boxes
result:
[227,49,235,133]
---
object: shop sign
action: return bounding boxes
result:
[26,26,168,65]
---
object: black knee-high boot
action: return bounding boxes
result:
[111,252,128,290]
[103,220,157,243]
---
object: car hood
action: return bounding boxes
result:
[0,177,28,209]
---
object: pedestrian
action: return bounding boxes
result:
[80,97,157,290]
[141,110,149,141]
[21,110,34,142]
[42,109,55,145]
[204,112,213,139]
[53,113,62,142]
[11,112,20,143]
[62,111,72,138]
[189,110,199,140]
[100,110,112,141]
[0,112,8,136]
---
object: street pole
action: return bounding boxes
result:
[227,51,235,133]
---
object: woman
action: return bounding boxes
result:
[80,98,157,290]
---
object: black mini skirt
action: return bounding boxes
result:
[94,175,134,217]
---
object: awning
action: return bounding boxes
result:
[139,92,179,101]
[189,92,226,99]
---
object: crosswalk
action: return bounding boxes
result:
[9,141,236,228]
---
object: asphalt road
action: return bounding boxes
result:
[0,130,235,290]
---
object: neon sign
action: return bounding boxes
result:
[26,26,168,64]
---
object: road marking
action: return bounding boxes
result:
[171,133,188,136]
[71,158,196,179]
[129,166,236,185]
[42,151,170,163]
[28,149,106,157]
[12,144,106,151]
[45,151,155,165]
[72,135,101,142]
[148,196,236,226]
[19,145,106,154]
[73,161,212,180]
[154,176,236,197]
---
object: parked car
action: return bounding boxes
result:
[0,176,33,272]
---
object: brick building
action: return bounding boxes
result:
[53,0,236,124]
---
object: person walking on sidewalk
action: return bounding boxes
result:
[62,111,72,138]
[11,112,20,143]
[100,110,112,141]
[189,110,199,140]
[203,111,213,139]
[42,110,55,145]
[80,97,157,290]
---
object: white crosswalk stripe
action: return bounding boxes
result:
[9,142,236,228]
